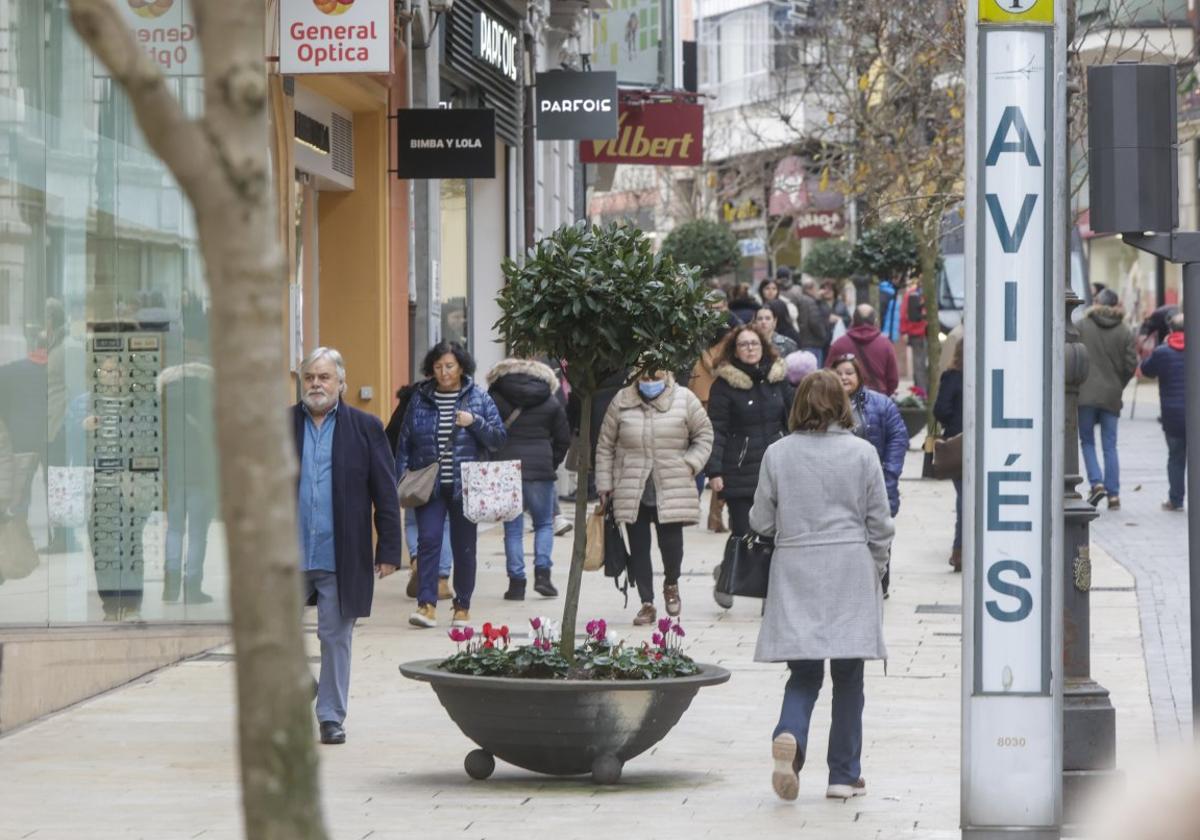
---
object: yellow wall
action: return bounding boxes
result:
[302,78,392,422]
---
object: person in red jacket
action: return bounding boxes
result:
[826,305,900,396]
[899,281,929,395]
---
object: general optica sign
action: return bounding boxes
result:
[279,0,392,74]
[100,0,201,76]
[579,101,703,166]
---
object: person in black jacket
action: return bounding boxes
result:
[933,337,964,571]
[487,358,571,599]
[706,325,794,608]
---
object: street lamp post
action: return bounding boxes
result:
[1060,286,1116,822]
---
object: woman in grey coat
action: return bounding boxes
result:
[749,370,894,803]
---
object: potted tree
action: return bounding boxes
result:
[400,222,730,784]
[659,217,741,281]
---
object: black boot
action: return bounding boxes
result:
[503,577,526,601]
[533,567,558,598]
[162,571,181,603]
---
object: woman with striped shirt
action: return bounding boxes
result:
[396,342,506,628]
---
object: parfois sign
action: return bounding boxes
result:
[280,0,392,74]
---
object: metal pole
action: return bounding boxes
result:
[1185,262,1200,735]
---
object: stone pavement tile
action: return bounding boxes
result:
[0,451,1153,840]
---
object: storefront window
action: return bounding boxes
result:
[0,6,226,625]
[440,178,469,348]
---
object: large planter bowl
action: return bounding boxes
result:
[399,658,730,783]
[897,405,928,439]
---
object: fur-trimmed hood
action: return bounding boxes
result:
[1087,304,1125,329]
[156,362,213,395]
[714,358,787,390]
[487,358,560,410]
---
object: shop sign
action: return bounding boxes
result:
[100,0,201,76]
[394,109,496,179]
[473,11,519,82]
[793,210,845,238]
[722,198,763,224]
[738,237,766,257]
[280,0,392,74]
[579,101,703,166]
[590,0,664,86]
[535,71,618,140]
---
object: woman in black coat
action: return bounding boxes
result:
[487,358,571,600]
[706,326,794,606]
[933,337,964,571]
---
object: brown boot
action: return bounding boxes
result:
[406,567,419,599]
[633,603,656,626]
[948,548,962,572]
[438,577,454,601]
[707,493,727,533]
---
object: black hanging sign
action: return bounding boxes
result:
[534,71,619,141]
[394,108,496,179]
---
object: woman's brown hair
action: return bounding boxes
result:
[789,369,854,432]
[716,325,778,368]
[829,352,866,393]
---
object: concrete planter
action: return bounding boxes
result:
[399,659,730,784]
[898,405,928,439]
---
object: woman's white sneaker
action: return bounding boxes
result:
[825,778,867,800]
[771,733,800,801]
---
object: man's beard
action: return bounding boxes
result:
[303,389,335,413]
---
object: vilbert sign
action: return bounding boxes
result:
[963,0,1064,835]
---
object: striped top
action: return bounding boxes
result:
[433,389,458,484]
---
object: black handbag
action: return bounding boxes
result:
[602,505,632,607]
[716,531,774,599]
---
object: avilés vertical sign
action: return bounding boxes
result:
[964,0,1064,835]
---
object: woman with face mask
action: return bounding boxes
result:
[595,369,714,625]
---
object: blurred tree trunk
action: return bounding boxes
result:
[67,4,328,839]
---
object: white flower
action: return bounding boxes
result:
[604,629,623,648]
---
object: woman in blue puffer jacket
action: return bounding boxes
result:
[831,352,908,596]
[396,342,506,629]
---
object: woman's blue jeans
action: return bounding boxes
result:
[502,479,556,580]
[405,506,450,577]
[773,659,865,785]
[415,486,476,609]
[1078,406,1120,495]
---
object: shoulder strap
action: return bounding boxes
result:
[503,406,523,429]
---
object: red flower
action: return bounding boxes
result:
[483,640,494,649]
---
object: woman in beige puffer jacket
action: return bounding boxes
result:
[595,372,713,625]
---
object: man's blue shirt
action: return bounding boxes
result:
[298,401,338,572]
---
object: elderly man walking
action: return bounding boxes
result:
[1077,289,1138,509]
[292,347,403,745]
[826,305,900,396]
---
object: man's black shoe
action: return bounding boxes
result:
[319,720,346,745]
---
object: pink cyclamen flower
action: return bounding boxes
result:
[652,632,664,647]
[530,617,542,631]
[462,626,475,640]
[586,619,597,636]
[672,623,685,637]
[597,619,607,639]
[657,617,672,634]
[448,628,464,643]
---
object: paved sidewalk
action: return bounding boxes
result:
[0,452,1154,840]
[1086,379,1193,742]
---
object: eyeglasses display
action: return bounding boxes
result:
[87,332,164,607]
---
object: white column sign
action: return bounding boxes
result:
[964,0,1064,835]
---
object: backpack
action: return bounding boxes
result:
[906,286,926,324]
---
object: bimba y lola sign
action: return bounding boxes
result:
[279,0,392,74]
[963,0,1064,835]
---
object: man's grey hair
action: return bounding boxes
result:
[800,275,818,293]
[301,346,347,387]
[1170,312,1185,333]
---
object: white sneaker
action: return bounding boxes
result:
[771,733,800,801]
[554,516,573,536]
[826,778,867,800]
